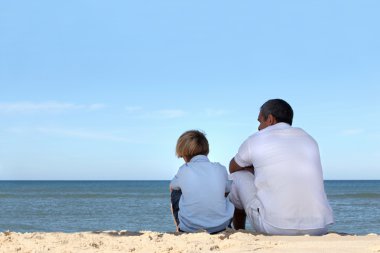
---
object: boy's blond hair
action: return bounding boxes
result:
[176,130,209,160]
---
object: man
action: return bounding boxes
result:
[228,99,333,235]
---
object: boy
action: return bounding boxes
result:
[170,130,234,233]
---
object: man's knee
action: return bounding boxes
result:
[229,171,256,212]
[229,170,255,182]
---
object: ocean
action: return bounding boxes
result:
[0,180,379,235]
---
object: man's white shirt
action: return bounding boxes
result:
[234,123,334,230]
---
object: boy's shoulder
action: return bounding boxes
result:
[178,162,190,170]
[180,160,226,170]
[212,162,227,169]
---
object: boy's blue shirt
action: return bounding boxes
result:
[170,155,234,233]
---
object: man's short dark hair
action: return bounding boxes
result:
[260,99,293,125]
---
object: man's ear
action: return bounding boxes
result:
[268,114,277,125]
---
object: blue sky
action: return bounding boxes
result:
[1,0,379,180]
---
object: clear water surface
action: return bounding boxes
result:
[0,180,379,235]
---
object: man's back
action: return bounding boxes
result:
[229,99,333,234]
[235,123,333,229]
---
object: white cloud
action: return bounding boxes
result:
[205,109,231,117]
[340,129,364,136]
[0,102,106,113]
[125,106,185,119]
[88,103,106,110]
[36,127,132,142]
[125,106,143,113]
[6,127,28,134]
[7,127,134,143]
[156,109,185,119]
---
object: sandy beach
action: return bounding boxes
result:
[1,229,379,253]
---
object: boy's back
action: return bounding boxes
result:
[170,155,234,233]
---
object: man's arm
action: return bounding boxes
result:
[229,158,255,173]
[229,158,254,174]
[229,158,243,173]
